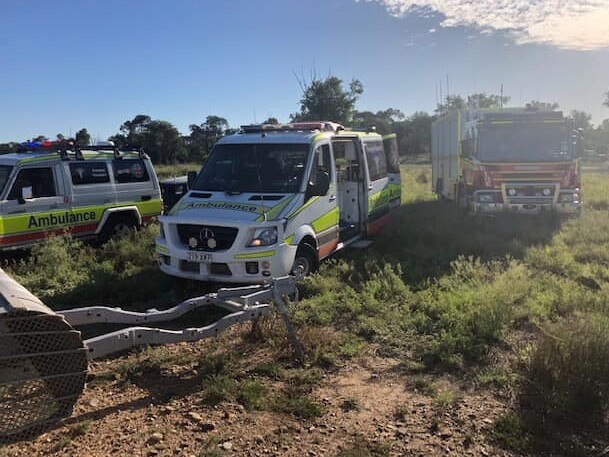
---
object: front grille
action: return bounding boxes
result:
[505,185,556,205]
[177,224,238,252]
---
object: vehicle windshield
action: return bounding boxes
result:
[478,123,573,162]
[193,143,310,193]
[0,166,13,196]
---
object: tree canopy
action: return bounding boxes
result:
[569,110,592,131]
[527,100,560,110]
[435,93,510,114]
[109,115,186,164]
[291,76,363,125]
[75,128,91,146]
[188,115,231,161]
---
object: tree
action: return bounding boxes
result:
[188,115,230,161]
[109,114,152,149]
[570,110,592,131]
[262,117,279,125]
[436,93,510,114]
[352,108,404,135]
[435,95,465,114]
[527,100,560,110]
[75,128,91,146]
[141,120,187,164]
[394,111,433,156]
[121,114,152,137]
[32,135,48,143]
[109,115,186,163]
[466,92,510,109]
[291,76,363,124]
[586,119,609,154]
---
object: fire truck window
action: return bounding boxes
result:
[8,168,56,200]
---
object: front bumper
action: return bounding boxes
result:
[472,184,581,215]
[472,201,582,215]
[155,238,296,283]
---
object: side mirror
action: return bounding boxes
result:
[19,186,33,204]
[187,171,197,189]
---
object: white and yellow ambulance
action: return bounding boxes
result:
[0,144,162,248]
[156,122,401,282]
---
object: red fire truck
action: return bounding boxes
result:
[432,107,582,215]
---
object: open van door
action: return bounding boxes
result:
[363,138,391,236]
[382,133,401,208]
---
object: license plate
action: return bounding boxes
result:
[187,251,212,262]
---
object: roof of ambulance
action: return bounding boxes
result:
[217,129,381,145]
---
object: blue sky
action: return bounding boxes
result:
[1,0,608,142]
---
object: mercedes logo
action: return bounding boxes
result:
[200,228,217,250]
[200,228,215,240]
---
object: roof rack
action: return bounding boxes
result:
[16,141,149,161]
[240,121,344,134]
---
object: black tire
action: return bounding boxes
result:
[98,214,138,243]
[291,243,318,278]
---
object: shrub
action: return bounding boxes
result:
[522,313,609,427]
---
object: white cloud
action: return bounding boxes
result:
[368,0,609,50]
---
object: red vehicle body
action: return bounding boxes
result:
[432,108,582,215]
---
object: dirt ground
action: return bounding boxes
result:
[2,324,522,457]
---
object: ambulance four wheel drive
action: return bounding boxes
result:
[156,122,401,282]
[0,144,162,248]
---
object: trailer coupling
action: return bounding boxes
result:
[0,268,304,444]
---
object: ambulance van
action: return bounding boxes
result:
[156,122,401,282]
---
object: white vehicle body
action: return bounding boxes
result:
[156,123,401,283]
[0,148,162,249]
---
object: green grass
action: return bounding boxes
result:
[490,414,533,454]
[154,162,201,181]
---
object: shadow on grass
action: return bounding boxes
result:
[347,200,565,286]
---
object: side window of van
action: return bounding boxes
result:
[113,159,150,183]
[365,142,388,181]
[8,167,56,200]
[311,145,333,185]
[70,162,110,185]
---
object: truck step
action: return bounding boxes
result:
[350,239,374,249]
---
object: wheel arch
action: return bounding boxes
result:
[95,207,142,234]
[290,225,318,251]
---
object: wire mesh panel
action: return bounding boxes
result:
[0,311,87,444]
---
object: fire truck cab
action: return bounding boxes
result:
[432,108,582,215]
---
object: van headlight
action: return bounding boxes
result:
[248,227,278,247]
[478,194,494,203]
